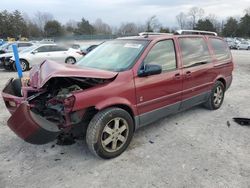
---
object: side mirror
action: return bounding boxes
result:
[31,50,38,54]
[138,64,162,77]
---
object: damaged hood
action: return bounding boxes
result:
[29,60,118,88]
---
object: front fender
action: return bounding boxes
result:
[95,97,138,116]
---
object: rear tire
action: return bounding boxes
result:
[86,107,134,159]
[204,81,225,110]
[65,57,76,64]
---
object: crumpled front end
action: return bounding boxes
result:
[2,61,117,145]
[2,78,61,144]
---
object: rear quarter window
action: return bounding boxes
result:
[209,38,230,61]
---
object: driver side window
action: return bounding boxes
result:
[36,46,51,53]
[144,40,177,71]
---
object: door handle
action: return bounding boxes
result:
[185,71,192,78]
[174,73,181,80]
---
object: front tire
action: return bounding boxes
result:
[204,81,225,110]
[86,107,134,159]
[13,59,29,72]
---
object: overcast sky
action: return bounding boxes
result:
[0,0,249,27]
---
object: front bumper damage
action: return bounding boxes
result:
[2,78,61,144]
[8,103,61,144]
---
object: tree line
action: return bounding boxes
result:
[0,7,250,39]
[176,7,250,38]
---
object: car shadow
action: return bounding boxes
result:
[1,104,209,165]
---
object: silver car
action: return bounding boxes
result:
[236,41,250,50]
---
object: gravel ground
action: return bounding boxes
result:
[0,50,249,188]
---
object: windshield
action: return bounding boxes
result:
[76,40,148,72]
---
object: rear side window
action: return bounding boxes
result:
[209,38,230,61]
[179,37,211,68]
[144,40,176,71]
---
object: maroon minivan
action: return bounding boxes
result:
[2,30,233,159]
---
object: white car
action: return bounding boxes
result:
[236,41,250,50]
[9,44,83,71]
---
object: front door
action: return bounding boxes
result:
[32,46,52,65]
[46,45,68,63]
[134,39,183,127]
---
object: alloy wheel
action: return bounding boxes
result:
[213,85,223,107]
[66,58,75,64]
[21,61,27,71]
[101,117,129,153]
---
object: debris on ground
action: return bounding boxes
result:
[227,121,231,128]
[54,158,61,161]
[56,134,76,146]
[149,140,154,144]
[233,118,250,126]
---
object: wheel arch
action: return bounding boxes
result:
[20,58,29,65]
[216,77,226,88]
[94,101,137,131]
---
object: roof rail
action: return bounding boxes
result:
[139,32,173,37]
[175,30,217,36]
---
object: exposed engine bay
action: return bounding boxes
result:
[26,77,112,128]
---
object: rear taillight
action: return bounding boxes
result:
[63,95,75,112]
[76,51,84,56]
